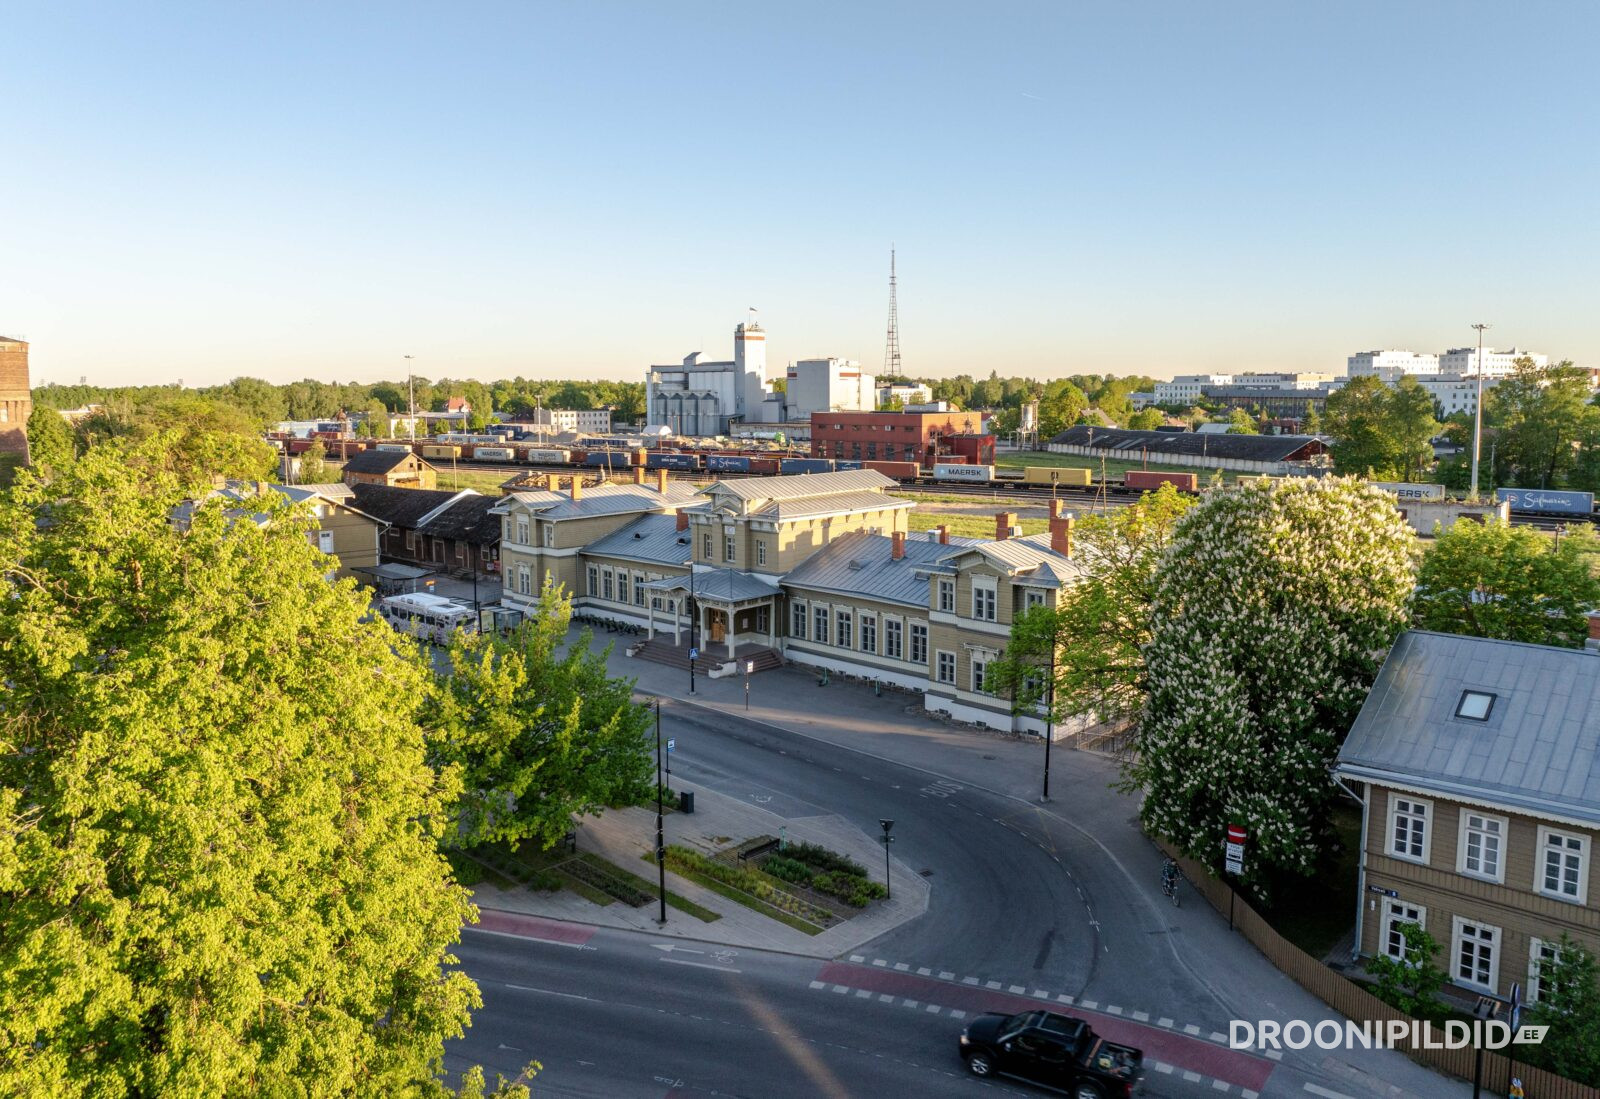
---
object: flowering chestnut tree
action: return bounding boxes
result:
[1129,478,1415,892]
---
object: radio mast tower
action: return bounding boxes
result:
[882,246,902,379]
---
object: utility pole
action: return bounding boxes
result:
[1468,323,1491,499]
[405,355,417,443]
[1041,646,1056,803]
[655,700,667,925]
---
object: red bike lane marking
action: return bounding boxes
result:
[815,962,1272,1092]
[470,908,596,947]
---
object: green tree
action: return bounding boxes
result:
[1526,936,1600,1086]
[25,405,76,475]
[298,439,329,483]
[1365,922,1447,1020]
[879,396,905,412]
[1323,376,1439,481]
[1226,408,1259,434]
[1413,519,1600,648]
[1036,380,1088,440]
[1127,408,1164,431]
[1131,479,1415,894]
[1489,359,1600,489]
[425,578,654,851]
[990,485,1198,727]
[1302,402,1322,435]
[0,439,511,1097]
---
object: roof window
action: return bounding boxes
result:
[1456,690,1495,721]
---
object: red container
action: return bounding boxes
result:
[746,457,781,476]
[1124,470,1199,493]
[864,460,919,480]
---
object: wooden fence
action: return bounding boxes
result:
[1161,846,1599,1099]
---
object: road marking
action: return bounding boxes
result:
[651,943,705,955]
[467,927,588,949]
[1184,1024,1201,1035]
[985,981,1002,989]
[809,981,826,990]
[658,958,740,973]
[832,985,848,994]
[1154,1062,1174,1074]
[498,1043,523,1051]
[916,967,930,976]
[1056,994,1073,1004]
[504,983,595,1001]
[1132,1011,1149,1021]
[894,962,910,971]
[878,994,894,1003]
[1008,984,1025,994]
[1184,1070,1203,1083]
[1107,1005,1123,1015]
[1210,1031,1227,1043]
[849,954,865,962]
[1158,1017,1175,1028]
[855,989,872,998]
[1264,1049,1283,1061]
[1304,1086,1355,1099]
[904,1000,919,1009]
[872,958,887,967]
[1243,1091,1259,1099]
[925,1004,941,1013]
[950,1009,965,1019]
[1212,1080,1229,1091]
[1031,988,1048,998]
[575,1059,593,1066]
[962,977,979,985]
[1080,1000,1098,1009]
[938,971,954,980]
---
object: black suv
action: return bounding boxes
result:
[958,1010,1144,1097]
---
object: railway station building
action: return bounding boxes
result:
[492,469,1083,734]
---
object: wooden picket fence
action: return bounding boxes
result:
[1161,845,1599,1099]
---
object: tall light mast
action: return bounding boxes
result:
[883,247,902,379]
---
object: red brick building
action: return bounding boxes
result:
[809,411,994,466]
[0,336,32,463]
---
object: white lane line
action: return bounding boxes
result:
[1153,1062,1174,1075]
[808,981,826,990]
[1184,1023,1201,1035]
[1212,1080,1229,1092]
[905,1000,919,1009]
[962,977,979,986]
[1031,989,1049,998]
[950,1009,965,1019]
[854,989,872,998]
[832,985,849,994]
[1158,1017,1175,1028]
[878,994,894,1003]
[1132,1011,1149,1022]
[1056,994,1074,1004]
[1008,985,1025,994]
[1106,1005,1123,1015]
[939,971,955,980]
[985,981,1002,990]
[849,954,865,962]
[504,983,597,1002]
[894,962,910,972]
[872,958,887,967]
[1304,1086,1355,1099]
[917,967,931,976]
[925,1004,941,1013]
[658,958,740,973]
[465,927,587,949]
[1243,1091,1260,1099]
[1265,1050,1283,1061]
[1080,1000,1098,1009]
[1183,1071,1202,1083]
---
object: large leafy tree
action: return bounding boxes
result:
[1525,936,1600,1086]
[991,485,1197,728]
[0,439,502,1097]
[1414,519,1600,648]
[1323,375,1439,480]
[1130,479,1415,894]
[425,577,654,851]
[25,405,75,475]
[1488,359,1600,489]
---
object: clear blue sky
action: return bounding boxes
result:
[4,1,1596,386]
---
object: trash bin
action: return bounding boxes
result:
[679,790,695,814]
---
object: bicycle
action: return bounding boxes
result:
[1161,857,1182,908]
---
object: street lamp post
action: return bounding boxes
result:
[878,819,895,900]
[744,659,754,710]
[687,561,698,695]
[1041,647,1056,803]
[1469,323,1491,499]
[655,700,667,925]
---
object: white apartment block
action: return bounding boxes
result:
[1417,375,1501,418]
[1347,350,1440,380]
[785,357,877,419]
[1438,347,1547,378]
[1154,372,1334,404]
[522,408,613,433]
[877,381,932,407]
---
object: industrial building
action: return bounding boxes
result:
[0,336,32,463]
[808,411,994,466]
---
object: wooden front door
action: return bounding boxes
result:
[709,609,726,643]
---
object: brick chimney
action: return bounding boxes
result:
[1050,514,1074,557]
[1048,498,1064,519]
[676,510,689,532]
[633,465,646,484]
[1589,610,1600,642]
[656,468,669,493]
[891,531,906,560]
[569,475,583,502]
[938,524,950,545]
[995,512,1016,541]
[545,473,560,492]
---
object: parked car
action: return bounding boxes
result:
[958,1010,1143,1098]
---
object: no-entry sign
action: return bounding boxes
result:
[1225,824,1247,875]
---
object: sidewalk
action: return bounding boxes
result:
[473,775,930,959]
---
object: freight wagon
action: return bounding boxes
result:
[524,448,571,465]
[1496,487,1596,517]
[645,452,701,471]
[1371,481,1445,502]
[933,463,995,482]
[1124,470,1198,493]
[420,445,462,460]
[862,460,920,480]
[1019,466,1093,487]
[472,446,517,462]
[780,458,835,474]
[706,454,751,473]
[584,451,634,469]
[375,443,415,453]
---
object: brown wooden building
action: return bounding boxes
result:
[340,448,437,489]
[349,483,499,577]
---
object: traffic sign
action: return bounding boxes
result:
[1225,824,1247,876]
[667,738,676,754]
[688,647,699,660]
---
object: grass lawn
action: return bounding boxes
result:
[913,512,1051,540]
[995,449,1240,484]
[432,467,517,495]
[1260,803,1363,960]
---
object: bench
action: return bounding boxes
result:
[736,836,782,863]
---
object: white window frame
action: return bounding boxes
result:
[702,532,713,559]
[1528,937,1561,1004]
[634,575,645,605]
[724,530,736,563]
[836,610,852,649]
[602,570,613,601]
[814,606,829,645]
[616,570,629,603]
[1381,899,1426,961]
[1536,826,1589,905]
[910,622,928,665]
[935,650,956,685]
[937,579,954,613]
[1387,794,1431,864]
[792,601,807,639]
[516,518,529,545]
[972,653,989,694]
[1451,916,1500,992]
[1456,811,1507,883]
[517,564,531,596]
[884,617,903,660]
[1024,589,1045,610]
[757,540,767,566]
[972,580,997,622]
[543,523,555,548]
[586,566,598,597]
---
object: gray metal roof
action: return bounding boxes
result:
[700,469,897,503]
[645,568,781,604]
[782,531,980,607]
[498,482,697,520]
[752,490,915,521]
[1336,630,1600,826]
[937,533,1088,587]
[586,514,693,566]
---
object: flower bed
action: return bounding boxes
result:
[664,846,834,931]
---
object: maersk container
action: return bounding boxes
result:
[472,446,516,462]
[376,443,414,453]
[1371,481,1445,502]
[932,463,994,482]
[524,448,570,465]
[780,458,834,475]
[706,454,752,473]
[1496,487,1595,516]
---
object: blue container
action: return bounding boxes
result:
[646,452,699,470]
[834,460,863,470]
[706,454,751,473]
[780,458,834,475]
[584,452,632,469]
[1496,487,1596,516]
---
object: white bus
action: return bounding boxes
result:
[379,592,479,644]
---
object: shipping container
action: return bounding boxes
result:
[646,452,701,471]
[1371,481,1446,502]
[835,460,863,470]
[933,463,995,482]
[862,460,920,480]
[421,445,462,460]
[1020,466,1093,487]
[1496,487,1596,516]
[524,448,570,465]
[584,451,634,469]
[706,454,752,473]
[375,443,415,453]
[1124,470,1199,493]
[746,457,781,476]
[472,446,516,462]
[780,457,835,475]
